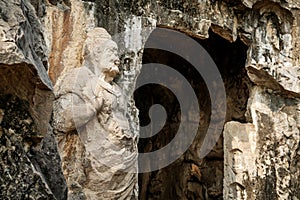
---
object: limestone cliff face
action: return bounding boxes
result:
[87,0,300,199]
[0,0,67,199]
[0,0,300,200]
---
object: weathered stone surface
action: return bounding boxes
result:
[247,86,300,199]
[1,0,300,199]
[0,0,51,89]
[224,86,300,200]
[53,28,138,199]
[0,94,67,200]
[223,121,256,200]
[0,1,67,199]
[74,0,300,199]
[44,0,96,84]
[0,0,53,135]
[94,0,300,95]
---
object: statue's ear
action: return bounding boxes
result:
[82,43,91,59]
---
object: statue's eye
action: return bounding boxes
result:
[114,60,120,66]
[95,47,102,53]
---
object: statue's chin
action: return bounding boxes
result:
[104,70,119,84]
[105,77,114,84]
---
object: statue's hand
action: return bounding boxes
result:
[91,80,105,112]
[94,80,103,95]
[93,95,103,112]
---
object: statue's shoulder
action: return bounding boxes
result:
[54,66,97,97]
[67,67,95,80]
[97,81,122,97]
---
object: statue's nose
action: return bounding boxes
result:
[110,63,120,76]
[114,59,120,66]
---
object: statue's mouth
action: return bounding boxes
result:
[103,66,120,83]
[108,68,119,77]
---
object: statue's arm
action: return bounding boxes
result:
[53,92,100,132]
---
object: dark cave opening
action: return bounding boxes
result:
[134,28,249,200]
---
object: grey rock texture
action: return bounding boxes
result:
[0,0,67,199]
[52,28,138,199]
[0,0,51,89]
[80,0,300,199]
[0,94,67,200]
[0,0,300,199]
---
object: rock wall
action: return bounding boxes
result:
[52,27,139,199]
[0,0,300,199]
[0,0,67,199]
[87,0,300,199]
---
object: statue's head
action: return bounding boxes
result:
[230,149,244,174]
[83,28,120,83]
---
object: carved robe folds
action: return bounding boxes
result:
[53,64,138,199]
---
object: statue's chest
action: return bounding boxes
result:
[99,88,130,132]
[101,88,125,114]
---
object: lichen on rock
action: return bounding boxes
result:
[1,0,300,199]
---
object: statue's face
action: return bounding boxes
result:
[85,39,120,83]
[86,39,120,83]
[231,149,243,174]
